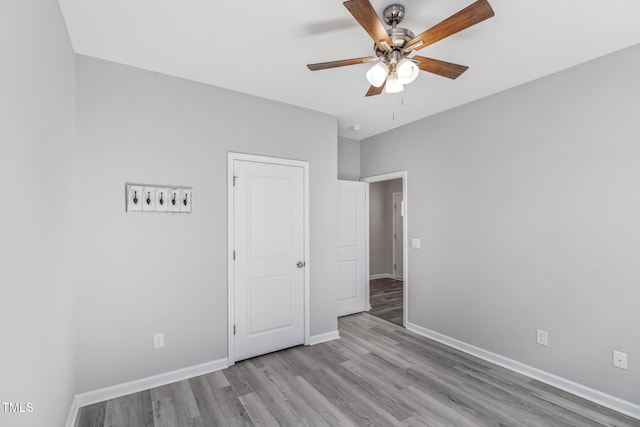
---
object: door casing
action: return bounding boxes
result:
[227,152,310,365]
[392,191,404,280]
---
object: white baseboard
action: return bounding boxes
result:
[370,273,393,280]
[406,322,640,421]
[66,358,228,427]
[309,330,340,345]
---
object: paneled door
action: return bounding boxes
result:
[232,159,305,361]
[337,180,367,316]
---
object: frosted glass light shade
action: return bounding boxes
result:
[396,58,419,84]
[366,62,389,87]
[385,72,404,93]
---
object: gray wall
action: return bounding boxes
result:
[75,56,338,393]
[369,179,402,276]
[338,137,360,180]
[0,1,77,426]
[361,44,640,405]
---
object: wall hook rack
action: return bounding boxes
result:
[126,184,191,213]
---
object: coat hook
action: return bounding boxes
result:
[146,192,151,205]
[183,194,188,206]
[159,192,164,205]
[172,193,177,205]
[133,190,138,204]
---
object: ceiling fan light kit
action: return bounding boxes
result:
[385,72,404,94]
[366,62,390,87]
[396,57,419,84]
[306,0,495,97]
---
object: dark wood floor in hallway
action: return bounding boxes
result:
[75,313,640,427]
[369,277,403,326]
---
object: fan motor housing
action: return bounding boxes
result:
[374,4,415,56]
[374,27,415,57]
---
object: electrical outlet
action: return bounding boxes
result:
[142,187,156,212]
[153,333,165,349]
[613,350,627,369]
[536,329,548,346]
[126,185,143,212]
[155,187,169,212]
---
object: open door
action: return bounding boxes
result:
[337,180,367,316]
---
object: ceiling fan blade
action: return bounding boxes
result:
[413,56,469,79]
[365,85,384,97]
[307,56,376,71]
[365,74,388,96]
[343,0,393,52]
[406,0,494,52]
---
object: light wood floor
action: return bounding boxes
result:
[75,313,640,427]
[369,278,403,326]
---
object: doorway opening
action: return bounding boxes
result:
[362,171,408,327]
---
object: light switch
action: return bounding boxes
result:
[411,238,421,249]
[126,185,143,212]
[180,188,192,213]
[168,188,181,212]
[155,187,169,212]
[153,333,165,349]
[142,187,156,211]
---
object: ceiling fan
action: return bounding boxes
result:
[307,0,494,96]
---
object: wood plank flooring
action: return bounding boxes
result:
[75,313,640,427]
[369,278,403,326]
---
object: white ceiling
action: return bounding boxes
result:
[58,0,640,140]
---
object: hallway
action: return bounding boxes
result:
[369,277,403,327]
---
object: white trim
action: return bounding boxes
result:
[227,154,235,365]
[364,184,371,311]
[309,330,340,345]
[362,171,405,183]
[227,152,311,366]
[361,171,408,327]
[65,397,80,427]
[67,358,228,426]
[392,192,403,280]
[406,322,640,421]
[303,161,310,347]
[369,273,394,280]
[401,175,407,328]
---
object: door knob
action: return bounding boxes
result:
[296,261,305,268]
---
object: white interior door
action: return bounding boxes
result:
[393,192,404,280]
[337,180,367,316]
[233,160,305,361]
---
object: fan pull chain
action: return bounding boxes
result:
[392,91,396,121]
[391,91,406,120]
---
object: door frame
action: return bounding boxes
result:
[227,152,310,366]
[361,171,408,327]
[392,191,403,281]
